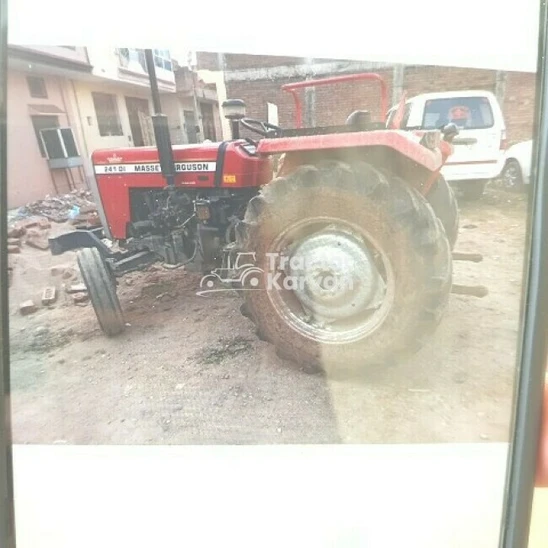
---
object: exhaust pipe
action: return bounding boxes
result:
[144,49,176,189]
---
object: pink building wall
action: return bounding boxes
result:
[7,70,83,209]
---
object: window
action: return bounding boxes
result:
[153,49,173,72]
[27,76,47,98]
[59,128,79,157]
[421,96,495,130]
[31,115,59,157]
[118,48,147,73]
[38,128,79,159]
[92,92,123,136]
[118,48,173,74]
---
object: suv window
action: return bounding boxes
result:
[421,96,494,130]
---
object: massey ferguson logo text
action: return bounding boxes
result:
[94,161,216,174]
[176,162,212,171]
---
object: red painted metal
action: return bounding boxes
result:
[388,91,407,129]
[92,141,272,239]
[421,140,454,196]
[257,130,444,172]
[281,73,389,128]
[285,88,303,128]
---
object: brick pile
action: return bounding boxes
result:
[15,189,100,226]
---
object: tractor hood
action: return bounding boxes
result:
[89,139,273,240]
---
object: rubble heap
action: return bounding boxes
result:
[12,189,100,225]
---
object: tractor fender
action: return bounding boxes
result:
[257,130,444,173]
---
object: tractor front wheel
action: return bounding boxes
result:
[237,160,452,378]
[76,247,126,336]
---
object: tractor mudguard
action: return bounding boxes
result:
[256,129,444,173]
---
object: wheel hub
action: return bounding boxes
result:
[284,228,384,322]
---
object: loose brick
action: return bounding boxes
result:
[8,245,20,254]
[41,286,57,306]
[20,300,37,315]
[72,292,89,304]
[79,204,97,214]
[7,226,25,238]
[50,265,66,276]
[38,218,51,230]
[19,219,39,229]
[67,283,87,294]
[70,214,90,226]
[25,228,50,251]
[7,237,21,246]
[61,267,78,280]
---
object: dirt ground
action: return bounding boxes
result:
[7,186,529,445]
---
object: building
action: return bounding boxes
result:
[68,47,176,161]
[171,64,223,144]
[7,45,93,208]
[196,52,537,146]
[7,46,223,210]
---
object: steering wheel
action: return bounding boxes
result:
[240,118,283,138]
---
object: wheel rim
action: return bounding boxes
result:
[503,162,521,189]
[263,217,395,344]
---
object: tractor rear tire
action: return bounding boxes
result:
[425,175,459,250]
[236,160,452,378]
[76,247,125,337]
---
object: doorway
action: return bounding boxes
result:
[184,110,198,143]
[201,103,217,141]
[125,97,150,146]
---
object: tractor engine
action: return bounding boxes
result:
[89,140,272,274]
[124,187,254,271]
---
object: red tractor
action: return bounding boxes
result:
[50,58,471,377]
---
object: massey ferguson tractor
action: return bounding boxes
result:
[49,50,484,377]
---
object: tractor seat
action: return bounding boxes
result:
[345,110,372,131]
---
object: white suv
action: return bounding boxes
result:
[500,139,533,191]
[387,90,507,200]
